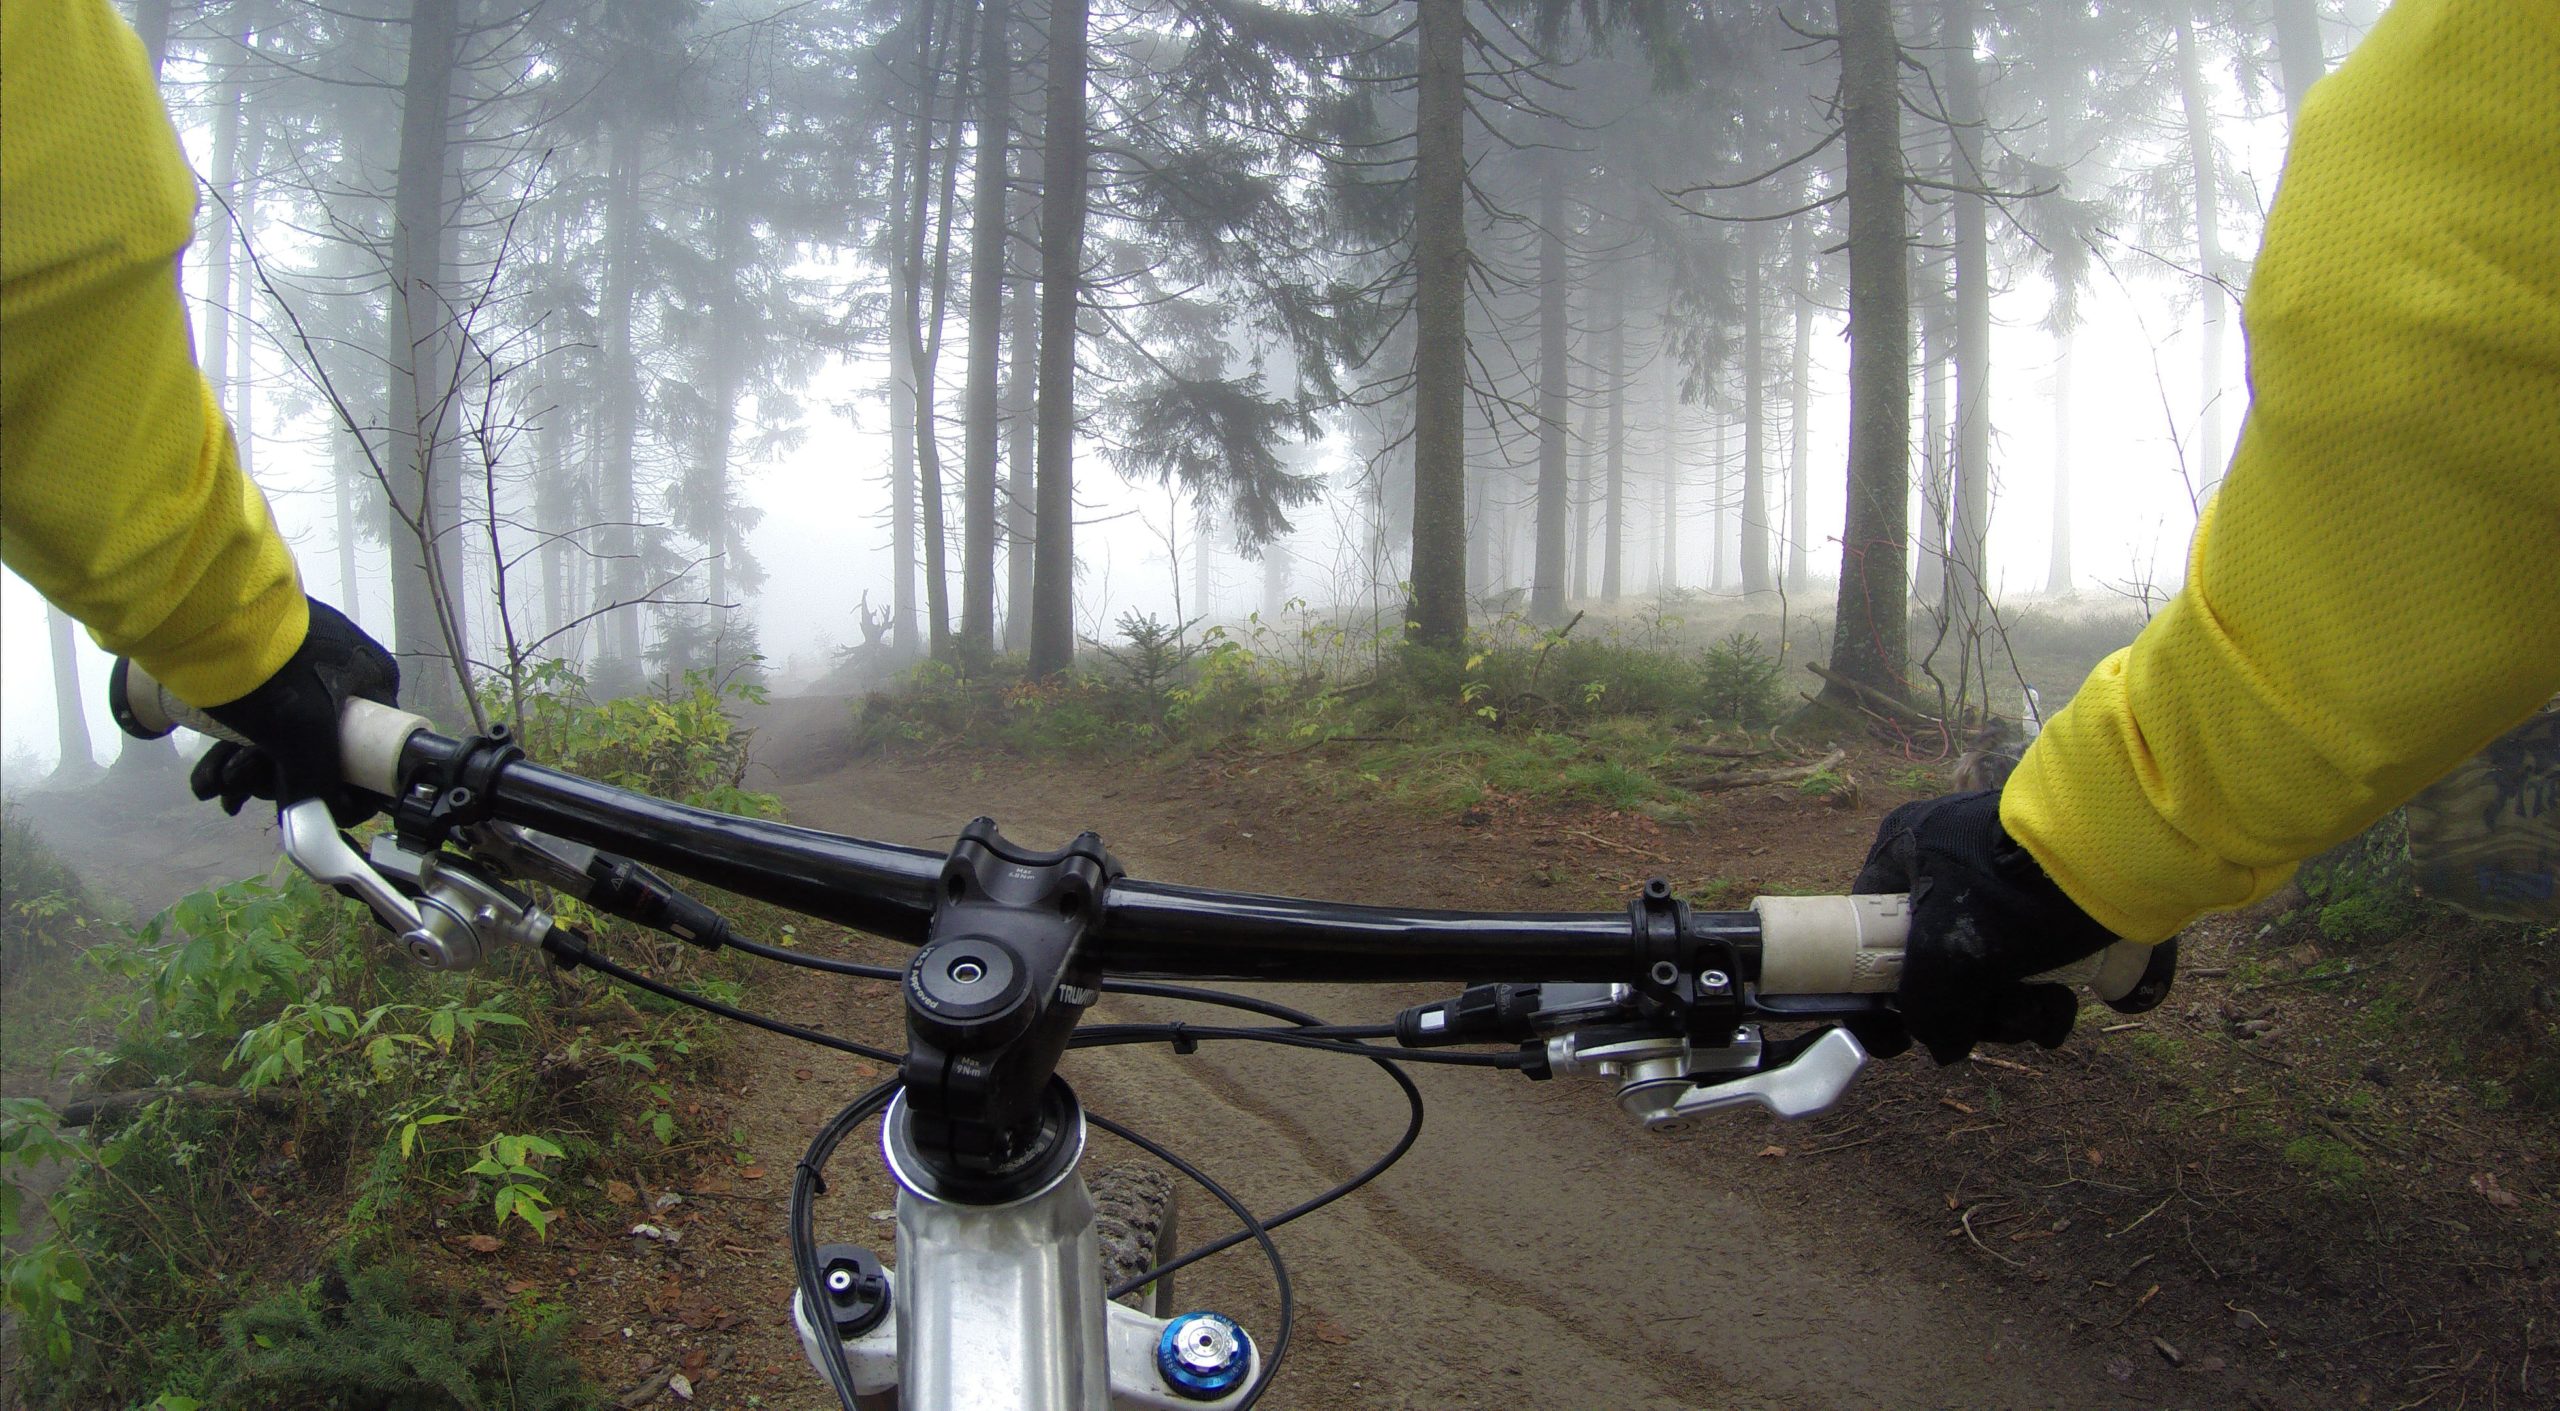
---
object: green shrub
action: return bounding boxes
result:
[496,661,779,817]
[1699,632,1784,728]
[213,1257,597,1411]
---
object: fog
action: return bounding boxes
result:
[4,0,2354,775]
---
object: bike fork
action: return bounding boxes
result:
[792,1090,1259,1411]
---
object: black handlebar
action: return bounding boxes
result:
[404,730,1678,986]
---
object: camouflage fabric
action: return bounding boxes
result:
[2405,710,2560,923]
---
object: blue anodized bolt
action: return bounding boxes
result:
[1156,1311,1253,1400]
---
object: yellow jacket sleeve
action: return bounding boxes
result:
[2001,0,2560,944]
[0,0,306,709]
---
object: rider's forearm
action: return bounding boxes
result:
[2001,0,2560,945]
[0,0,306,709]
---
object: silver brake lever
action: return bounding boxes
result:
[1647,1026,1870,1128]
[279,798,439,963]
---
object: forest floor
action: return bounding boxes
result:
[7,691,2554,1410]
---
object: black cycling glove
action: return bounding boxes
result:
[193,597,400,825]
[1851,788,2122,1064]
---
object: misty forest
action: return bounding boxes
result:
[5,3,2554,1410]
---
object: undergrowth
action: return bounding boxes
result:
[0,668,776,1408]
[853,603,1805,818]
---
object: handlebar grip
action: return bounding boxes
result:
[1750,894,2176,1014]
[107,658,430,799]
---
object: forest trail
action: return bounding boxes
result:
[695,692,2204,1411]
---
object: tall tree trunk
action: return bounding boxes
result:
[1786,217,1814,593]
[1570,388,1596,601]
[232,168,257,485]
[701,165,747,626]
[1740,222,1772,594]
[888,275,920,656]
[1944,0,1993,648]
[2175,13,2228,497]
[387,0,468,721]
[957,0,1010,654]
[1260,538,1291,619]
[592,122,643,697]
[1528,154,1570,623]
[2268,0,2326,127]
[1002,265,1037,654]
[204,67,239,426]
[46,607,98,781]
[1659,353,1679,593]
[1913,216,1948,608]
[1601,282,1626,603]
[1821,0,1912,707]
[920,0,973,660]
[1406,0,1468,649]
[1028,0,1090,676]
[2047,326,2074,594]
[336,427,364,619]
[132,0,175,73]
[1711,416,1727,589]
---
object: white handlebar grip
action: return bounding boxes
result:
[1751,894,1911,994]
[108,659,429,799]
[1751,894,2168,1008]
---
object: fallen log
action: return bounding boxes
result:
[55,1084,295,1129]
[1804,663,1942,730]
[1690,748,1848,793]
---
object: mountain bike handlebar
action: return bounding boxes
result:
[109,662,2171,1006]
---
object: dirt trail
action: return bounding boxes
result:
[720,695,2191,1411]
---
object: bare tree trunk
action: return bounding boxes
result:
[1601,280,1626,603]
[1002,265,1037,655]
[912,0,973,661]
[46,608,98,781]
[1570,387,1596,602]
[1261,537,1290,619]
[1914,232,1948,609]
[592,121,642,697]
[132,0,175,74]
[1659,352,1679,593]
[1406,0,1468,649]
[2047,325,2074,594]
[2268,0,2326,128]
[1528,154,1570,623]
[2176,12,2229,497]
[1740,222,1771,594]
[387,0,469,720]
[1028,0,1090,676]
[1821,0,1912,708]
[1786,218,1814,593]
[232,168,257,485]
[204,65,239,432]
[1711,416,1727,589]
[1944,0,1993,656]
[957,0,1010,655]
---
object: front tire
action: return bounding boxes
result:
[1089,1163,1178,1318]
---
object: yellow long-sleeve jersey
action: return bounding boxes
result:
[2002,0,2560,944]
[1,0,306,709]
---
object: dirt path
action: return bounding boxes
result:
[698,696,2203,1411]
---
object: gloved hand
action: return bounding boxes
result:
[192,597,400,824]
[1851,788,2121,1064]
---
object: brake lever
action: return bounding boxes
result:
[1544,1022,1870,1129]
[278,799,440,965]
[1647,1027,1868,1128]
